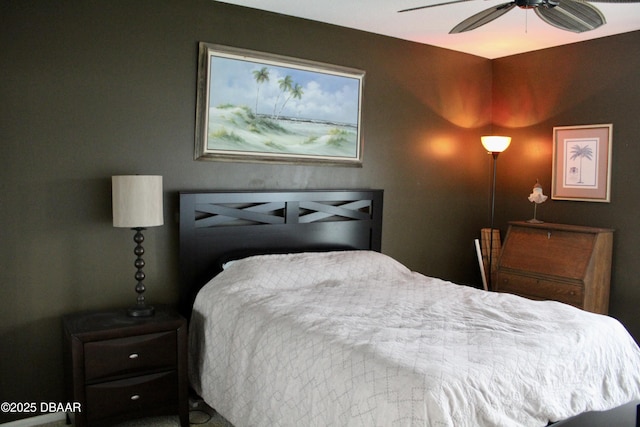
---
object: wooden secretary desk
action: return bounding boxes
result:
[495,221,613,314]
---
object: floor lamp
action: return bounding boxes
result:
[481,136,511,291]
[112,175,164,317]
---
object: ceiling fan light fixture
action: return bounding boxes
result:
[516,0,543,8]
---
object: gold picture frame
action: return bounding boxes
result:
[551,124,612,202]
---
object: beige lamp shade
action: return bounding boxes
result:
[481,136,511,153]
[112,175,164,228]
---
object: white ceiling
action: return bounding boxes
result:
[214,0,640,59]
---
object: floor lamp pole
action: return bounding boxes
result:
[488,152,499,291]
[481,135,510,292]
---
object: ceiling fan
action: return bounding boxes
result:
[399,0,640,33]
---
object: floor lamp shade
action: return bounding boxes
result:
[481,136,511,154]
[112,175,164,228]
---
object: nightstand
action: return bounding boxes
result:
[63,307,188,426]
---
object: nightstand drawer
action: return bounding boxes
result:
[85,331,177,381]
[85,370,178,422]
[496,272,584,307]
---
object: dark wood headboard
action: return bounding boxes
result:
[178,189,383,317]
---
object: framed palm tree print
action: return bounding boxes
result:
[195,43,364,166]
[551,124,612,202]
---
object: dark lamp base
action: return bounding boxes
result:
[127,305,155,317]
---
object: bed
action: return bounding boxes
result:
[180,189,640,427]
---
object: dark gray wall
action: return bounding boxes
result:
[491,31,640,343]
[4,1,639,422]
[1,0,493,421]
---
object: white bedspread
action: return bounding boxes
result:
[189,251,640,427]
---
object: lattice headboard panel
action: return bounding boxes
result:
[179,189,383,316]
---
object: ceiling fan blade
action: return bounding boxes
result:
[535,0,605,32]
[398,0,478,12]
[450,2,516,33]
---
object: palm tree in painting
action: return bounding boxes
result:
[570,144,594,183]
[276,83,304,120]
[273,75,293,118]
[252,67,270,115]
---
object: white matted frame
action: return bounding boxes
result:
[551,124,613,202]
[194,43,364,166]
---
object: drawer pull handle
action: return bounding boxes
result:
[130,394,141,401]
[129,353,139,359]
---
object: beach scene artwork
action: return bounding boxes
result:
[198,46,363,164]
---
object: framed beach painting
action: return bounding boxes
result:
[195,43,365,166]
[551,124,613,202]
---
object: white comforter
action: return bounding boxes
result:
[189,251,640,427]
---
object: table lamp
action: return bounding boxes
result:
[112,175,164,317]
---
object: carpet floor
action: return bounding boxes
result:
[37,399,233,427]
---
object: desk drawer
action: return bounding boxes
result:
[85,371,177,421]
[85,331,176,381]
[496,272,584,307]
